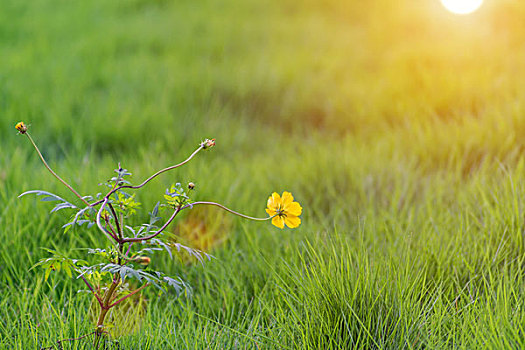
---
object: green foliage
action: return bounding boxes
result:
[116,193,141,217]
[164,183,192,208]
[31,249,87,281]
[21,161,208,304]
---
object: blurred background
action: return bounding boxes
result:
[3,0,525,159]
[2,0,525,348]
[2,0,525,159]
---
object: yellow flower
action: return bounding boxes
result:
[15,121,27,134]
[266,191,302,229]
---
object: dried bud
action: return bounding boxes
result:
[136,256,151,266]
[201,138,216,149]
[188,182,195,190]
[15,121,28,134]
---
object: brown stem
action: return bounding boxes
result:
[63,331,97,342]
[107,203,122,240]
[96,198,120,243]
[108,283,149,308]
[121,200,272,244]
[80,276,103,308]
[103,219,118,241]
[96,277,120,332]
[124,243,134,257]
[125,145,204,190]
[181,201,273,221]
[123,206,181,243]
[90,145,204,207]
[25,133,90,207]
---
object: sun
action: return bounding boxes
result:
[440,0,484,15]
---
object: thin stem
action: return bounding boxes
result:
[182,201,274,221]
[121,201,273,243]
[96,198,120,243]
[123,206,181,243]
[80,275,103,308]
[128,145,204,190]
[124,242,134,257]
[119,212,124,239]
[107,203,122,240]
[55,331,97,344]
[103,218,118,241]
[90,145,204,207]
[25,133,90,207]
[108,283,149,308]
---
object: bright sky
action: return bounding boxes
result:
[440,0,484,15]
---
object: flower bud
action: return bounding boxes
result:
[15,121,28,134]
[201,138,216,149]
[136,256,151,266]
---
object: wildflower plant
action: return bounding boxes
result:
[15,122,302,348]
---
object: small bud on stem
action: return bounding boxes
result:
[15,121,28,134]
[201,138,215,149]
[135,256,151,266]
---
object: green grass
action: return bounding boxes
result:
[2,0,525,348]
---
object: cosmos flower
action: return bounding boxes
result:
[266,191,302,229]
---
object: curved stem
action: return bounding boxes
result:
[96,198,120,243]
[90,145,204,207]
[80,275,103,308]
[25,133,90,207]
[128,145,204,190]
[122,201,272,243]
[108,283,149,308]
[123,206,181,243]
[107,203,122,240]
[182,201,274,221]
[103,221,118,241]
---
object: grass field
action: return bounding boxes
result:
[2,0,525,348]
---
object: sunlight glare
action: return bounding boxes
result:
[440,0,483,15]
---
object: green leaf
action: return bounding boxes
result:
[164,183,191,208]
[45,268,51,281]
[63,263,72,278]
[19,190,71,203]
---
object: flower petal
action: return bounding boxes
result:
[266,208,276,216]
[281,191,294,206]
[272,215,285,229]
[284,201,302,216]
[267,192,281,210]
[285,215,301,228]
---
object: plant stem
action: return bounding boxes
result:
[90,145,204,207]
[25,133,90,207]
[121,201,273,243]
[93,276,120,348]
[123,207,181,243]
[104,219,119,241]
[107,203,122,240]
[80,275,103,308]
[108,283,149,308]
[96,278,120,330]
[123,206,181,243]
[127,145,204,190]
[96,198,120,243]
[182,201,274,221]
